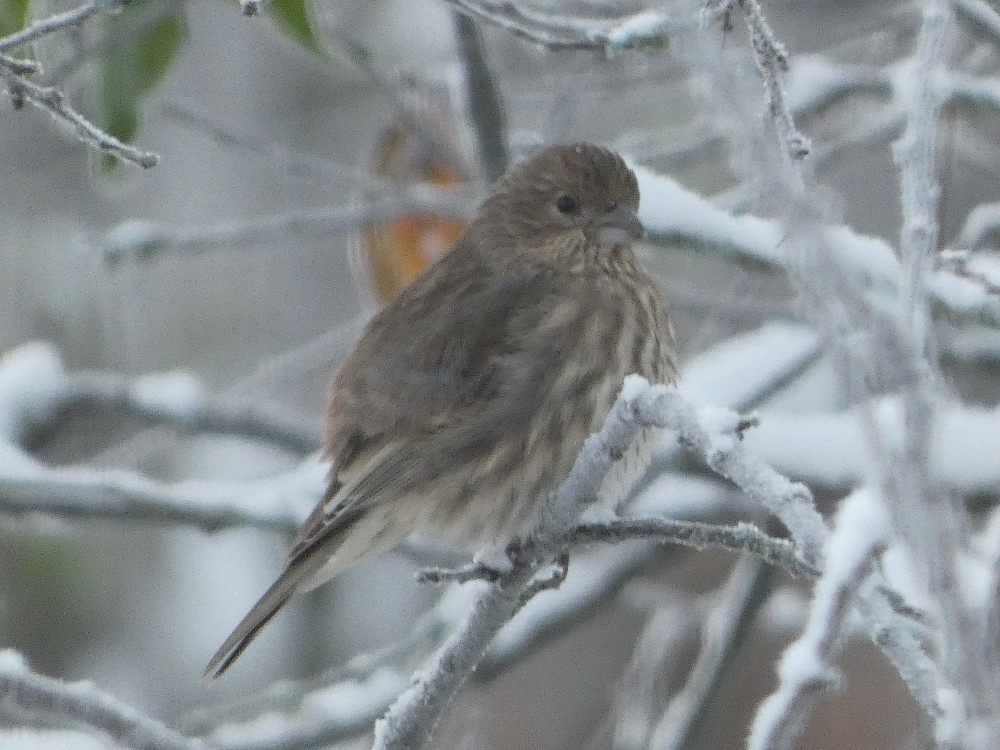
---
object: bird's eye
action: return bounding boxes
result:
[555,194,579,215]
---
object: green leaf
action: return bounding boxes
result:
[0,0,31,38]
[98,1,187,170]
[266,0,322,55]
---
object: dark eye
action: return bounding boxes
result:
[555,194,579,215]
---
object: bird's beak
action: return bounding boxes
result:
[596,204,644,246]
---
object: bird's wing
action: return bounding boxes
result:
[288,247,590,562]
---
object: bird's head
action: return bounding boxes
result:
[473,143,644,270]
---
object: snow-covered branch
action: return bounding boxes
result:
[0,650,205,750]
[438,1,686,53]
[373,374,824,749]
[635,166,1000,328]
[0,0,100,52]
[747,490,889,750]
[101,192,475,266]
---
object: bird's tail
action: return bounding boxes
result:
[204,560,313,680]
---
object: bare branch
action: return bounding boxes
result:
[100,193,475,265]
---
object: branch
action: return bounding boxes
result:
[634,166,1000,327]
[747,490,889,750]
[893,0,951,340]
[567,517,817,579]
[0,59,159,168]
[372,375,827,749]
[438,1,687,52]
[0,0,99,52]
[0,650,205,750]
[100,193,475,265]
[647,556,775,750]
[65,370,321,453]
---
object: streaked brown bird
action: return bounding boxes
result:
[206,143,677,677]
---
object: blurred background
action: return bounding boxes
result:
[1,0,998,748]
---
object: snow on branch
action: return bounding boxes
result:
[747,489,890,750]
[0,342,323,532]
[0,0,100,52]
[634,165,1000,328]
[744,400,1000,495]
[0,650,206,750]
[100,190,475,266]
[372,375,824,749]
[438,1,687,53]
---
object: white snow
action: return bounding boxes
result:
[0,729,108,750]
[130,371,207,420]
[0,342,69,443]
[678,323,820,408]
[0,648,28,673]
[784,55,864,113]
[742,401,1000,494]
[606,11,671,50]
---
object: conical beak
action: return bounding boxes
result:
[596,204,644,246]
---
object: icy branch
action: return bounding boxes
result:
[101,192,474,265]
[0,0,100,52]
[0,59,159,168]
[747,490,890,750]
[0,649,206,750]
[893,0,952,340]
[373,375,824,749]
[0,342,323,532]
[438,1,687,52]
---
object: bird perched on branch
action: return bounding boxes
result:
[206,143,677,677]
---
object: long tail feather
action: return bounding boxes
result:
[204,562,310,679]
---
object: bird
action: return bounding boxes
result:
[205,143,677,678]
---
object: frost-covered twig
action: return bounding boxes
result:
[894,0,951,340]
[0,650,205,750]
[0,61,159,168]
[747,491,889,750]
[738,0,811,162]
[567,517,817,579]
[100,193,474,265]
[0,0,99,51]
[439,0,687,52]
[419,517,814,582]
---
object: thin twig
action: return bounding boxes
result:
[0,62,159,168]
[100,193,474,265]
[439,0,687,52]
[0,0,99,52]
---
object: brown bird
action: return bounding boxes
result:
[206,143,676,677]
